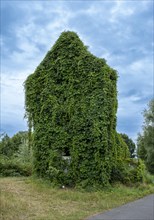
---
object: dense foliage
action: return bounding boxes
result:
[120,133,136,158]
[0,132,27,157]
[137,99,154,174]
[25,31,144,187]
[0,132,32,176]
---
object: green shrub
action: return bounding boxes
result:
[0,131,33,177]
[120,159,146,184]
[128,159,146,183]
[111,162,129,184]
[144,171,154,184]
[0,156,32,177]
[111,159,147,185]
[110,133,130,184]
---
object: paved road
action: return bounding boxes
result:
[86,194,154,220]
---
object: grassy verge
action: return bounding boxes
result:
[0,177,154,220]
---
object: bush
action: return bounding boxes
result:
[0,156,32,177]
[144,171,154,184]
[0,131,33,177]
[110,160,130,184]
[111,159,146,185]
[128,159,146,183]
[121,159,146,184]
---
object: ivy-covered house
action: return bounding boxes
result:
[25,31,129,187]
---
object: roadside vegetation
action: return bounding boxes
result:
[0,177,154,220]
[0,131,32,177]
[137,99,154,174]
[0,127,153,220]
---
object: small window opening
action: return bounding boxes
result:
[63,147,70,156]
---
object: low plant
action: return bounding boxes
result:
[0,156,32,177]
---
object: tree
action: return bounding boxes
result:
[137,134,146,161]
[0,131,28,158]
[0,134,12,157]
[120,133,136,158]
[0,131,32,177]
[137,99,154,174]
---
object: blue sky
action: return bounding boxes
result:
[1,0,153,142]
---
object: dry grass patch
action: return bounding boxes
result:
[0,177,154,220]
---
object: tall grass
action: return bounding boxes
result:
[0,177,154,220]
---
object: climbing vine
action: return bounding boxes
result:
[25,31,129,187]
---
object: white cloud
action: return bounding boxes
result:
[110,0,134,23]
[0,36,4,47]
[1,71,28,134]
[1,0,153,140]
[1,71,28,110]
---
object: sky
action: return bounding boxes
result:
[1,0,153,142]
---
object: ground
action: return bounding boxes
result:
[0,177,154,220]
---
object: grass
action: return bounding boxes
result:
[0,177,154,220]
